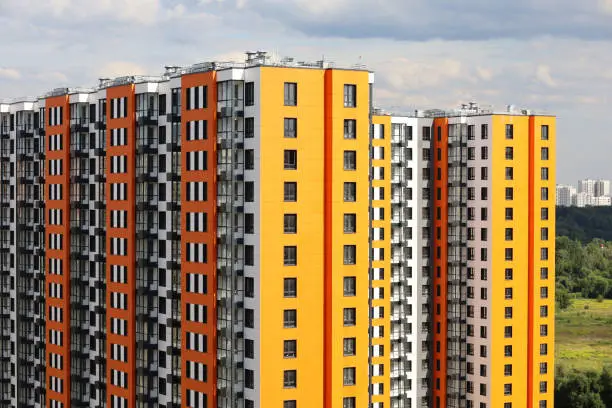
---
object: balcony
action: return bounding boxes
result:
[70,119,89,134]
[136,110,158,126]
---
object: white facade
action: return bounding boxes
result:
[595,180,611,197]
[578,179,596,196]
[556,185,576,207]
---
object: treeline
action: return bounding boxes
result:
[556,366,612,408]
[557,206,612,242]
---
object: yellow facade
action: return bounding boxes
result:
[491,115,555,408]
[259,67,326,406]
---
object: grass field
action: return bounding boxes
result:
[556,298,612,371]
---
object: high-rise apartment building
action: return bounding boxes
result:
[555,185,576,207]
[0,52,554,408]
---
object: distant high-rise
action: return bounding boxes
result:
[594,180,611,197]
[556,185,576,207]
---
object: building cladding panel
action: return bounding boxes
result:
[0,53,554,408]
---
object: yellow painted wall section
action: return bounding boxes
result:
[529,116,556,408]
[325,69,371,408]
[258,67,326,406]
[371,115,391,407]
[491,115,530,408]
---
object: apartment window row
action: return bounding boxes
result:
[49,329,63,346]
[49,306,63,322]
[110,128,127,146]
[186,242,207,263]
[110,155,127,174]
[49,233,63,250]
[50,401,64,408]
[186,212,207,232]
[110,396,127,408]
[110,264,128,283]
[111,343,128,362]
[110,369,128,389]
[186,150,208,171]
[49,376,64,393]
[48,208,63,225]
[186,273,207,294]
[110,317,128,336]
[110,210,128,228]
[110,292,128,310]
[48,134,63,151]
[185,390,207,408]
[110,97,128,119]
[186,119,207,141]
[49,183,63,200]
[186,360,208,382]
[110,237,128,256]
[186,181,208,201]
[49,159,63,176]
[49,352,63,369]
[110,183,127,200]
[48,106,63,126]
[186,303,207,323]
[186,332,208,353]
[186,86,208,110]
[48,258,63,275]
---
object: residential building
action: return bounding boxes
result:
[0,53,555,408]
[594,180,611,197]
[578,179,595,196]
[556,185,576,207]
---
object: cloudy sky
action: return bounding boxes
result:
[1,0,611,183]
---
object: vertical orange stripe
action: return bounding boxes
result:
[323,69,333,408]
[432,118,448,408]
[106,84,137,408]
[180,72,218,406]
[45,95,71,408]
[527,116,535,408]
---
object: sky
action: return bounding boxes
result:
[1,0,611,184]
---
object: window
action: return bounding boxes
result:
[481,124,488,139]
[245,278,254,298]
[284,118,297,138]
[284,246,297,266]
[344,119,356,139]
[541,208,549,220]
[343,338,356,356]
[481,146,488,160]
[283,310,297,328]
[540,362,548,374]
[505,248,513,261]
[505,187,513,200]
[505,345,513,357]
[343,245,356,265]
[344,182,356,202]
[343,397,356,408]
[504,384,512,396]
[504,326,513,338]
[245,149,255,170]
[284,278,297,297]
[245,309,254,328]
[344,84,357,107]
[284,340,297,358]
[344,150,357,170]
[245,117,255,138]
[540,248,548,260]
[505,288,513,299]
[505,208,513,220]
[343,308,356,326]
[541,147,549,160]
[344,214,356,233]
[284,82,297,106]
[505,147,514,160]
[540,287,548,299]
[245,182,254,202]
[284,402,297,408]
[245,82,255,106]
[541,125,549,140]
[284,214,297,233]
[245,369,254,389]
[540,324,548,336]
[343,277,356,296]
[541,187,548,200]
[284,150,297,170]
[505,228,513,241]
[541,227,548,240]
[245,339,254,358]
[505,167,513,180]
[284,182,297,201]
[540,343,548,356]
[541,167,549,180]
[343,367,356,386]
[504,364,513,376]
[505,307,513,319]
[540,381,547,393]
[541,267,549,279]
[505,268,513,280]
[283,370,297,388]
[505,124,514,139]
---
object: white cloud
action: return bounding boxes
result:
[35,71,68,83]
[535,65,557,88]
[599,0,612,13]
[376,58,464,90]
[476,67,493,81]
[98,61,149,78]
[0,68,21,80]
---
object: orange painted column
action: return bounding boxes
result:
[105,85,137,408]
[527,116,535,408]
[323,69,333,408]
[45,95,71,408]
[432,118,448,408]
[180,72,218,406]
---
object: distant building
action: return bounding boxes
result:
[595,180,611,197]
[578,179,596,196]
[556,185,576,207]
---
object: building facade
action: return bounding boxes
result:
[0,53,555,408]
[555,185,575,207]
